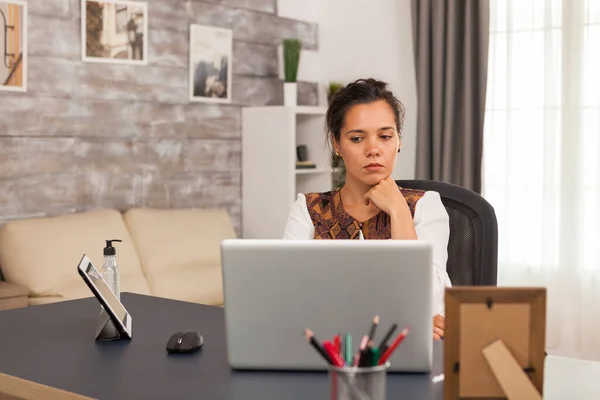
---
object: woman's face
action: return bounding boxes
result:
[334,100,400,187]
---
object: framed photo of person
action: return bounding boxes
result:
[81,0,148,65]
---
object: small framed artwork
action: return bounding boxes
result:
[189,24,232,103]
[0,0,27,92]
[444,287,547,400]
[81,0,148,65]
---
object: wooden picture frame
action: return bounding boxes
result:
[0,0,28,92]
[444,287,546,400]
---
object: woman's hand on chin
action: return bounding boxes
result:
[364,176,407,217]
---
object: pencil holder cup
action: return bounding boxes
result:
[328,363,390,400]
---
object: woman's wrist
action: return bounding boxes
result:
[390,206,418,240]
[389,203,411,221]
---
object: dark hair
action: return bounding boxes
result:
[326,78,405,151]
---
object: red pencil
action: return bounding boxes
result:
[334,334,341,355]
[323,340,345,367]
[378,327,409,365]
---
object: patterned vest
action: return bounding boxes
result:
[304,187,425,239]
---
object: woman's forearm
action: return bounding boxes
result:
[389,208,418,240]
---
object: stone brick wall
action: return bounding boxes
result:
[0,0,319,235]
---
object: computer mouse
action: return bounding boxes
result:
[166,331,203,354]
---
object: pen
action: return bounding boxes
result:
[353,335,369,366]
[371,347,380,367]
[323,340,346,367]
[304,328,333,365]
[344,333,352,365]
[359,341,374,367]
[378,327,409,365]
[367,315,379,342]
[358,348,369,367]
[304,318,401,369]
[377,323,397,353]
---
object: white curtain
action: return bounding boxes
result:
[484,0,600,361]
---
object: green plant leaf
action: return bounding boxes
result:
[283,38,302,82]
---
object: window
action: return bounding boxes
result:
[115,5,128,33]
[484,0,600,360]
[484,0,600,274]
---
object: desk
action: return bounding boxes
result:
[0,293,597,399]
[0,293,443,399]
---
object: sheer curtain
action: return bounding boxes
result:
[484,0,600,361]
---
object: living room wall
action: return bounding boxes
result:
[0,0,319,235]
[277,0,418,180]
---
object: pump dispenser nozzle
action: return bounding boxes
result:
[101,239,123,300]
[103,240,122,256]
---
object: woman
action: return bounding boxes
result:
[283,78,450,340]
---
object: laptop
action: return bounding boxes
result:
[220,239,434,373]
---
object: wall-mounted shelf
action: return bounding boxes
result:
[293,106,327,115]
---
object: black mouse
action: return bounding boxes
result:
[166,331,203,354]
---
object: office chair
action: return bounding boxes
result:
[396,180,498,286]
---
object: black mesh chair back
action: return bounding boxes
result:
[396,180,498,286]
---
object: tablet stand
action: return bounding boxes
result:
[96,307,121,341]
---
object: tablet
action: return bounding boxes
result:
[77,254,132,339]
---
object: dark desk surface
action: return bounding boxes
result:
[0,293,444,399]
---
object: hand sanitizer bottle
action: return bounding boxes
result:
[101,239,122,300]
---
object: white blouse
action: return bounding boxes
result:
[282,190,452,316]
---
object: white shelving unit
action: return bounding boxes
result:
[242,106,333,239]
[295,168,329,175]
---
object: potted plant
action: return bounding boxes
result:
[283,38,301,106]
[327,81,344,105]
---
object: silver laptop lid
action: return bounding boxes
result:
[221,239,434,372]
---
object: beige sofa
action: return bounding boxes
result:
[0,208,236,306]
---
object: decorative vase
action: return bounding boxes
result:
[284,82,297,106]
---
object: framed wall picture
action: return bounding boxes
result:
[444,287,547,400]
[81,0,148,65]
[189,24,232,103]
[0,0,27,92]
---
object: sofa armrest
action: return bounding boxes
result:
[0,281,28,310]
[0,281,28,297]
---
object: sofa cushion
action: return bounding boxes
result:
[27,269,153,306]
[0,209,151,302]
[123,208,236,305]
